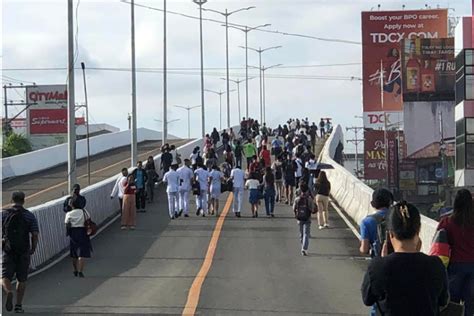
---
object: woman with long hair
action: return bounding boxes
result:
[437,189,474,316]
[315,171,331,229]
[362,202,449,315]
[263,167,276,217]
[245,172,261,218]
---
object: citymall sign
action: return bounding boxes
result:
[361,9,448,114]
[363,111,404,130]
[26,85,67,109]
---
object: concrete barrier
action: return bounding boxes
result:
[26,127,238,272]
[320,125,438,254]
[2,128,175,179]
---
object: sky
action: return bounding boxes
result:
[1,0,472,151]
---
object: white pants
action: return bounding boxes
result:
[179,189,190,215]
[196,190,208,214]
[233,187,243,213]
[167,192,179,218]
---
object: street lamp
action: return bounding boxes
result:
[249,64,282,124]
[244,45,282,123]
[192,0,207,138]
[220,77,255,123]
[202,6,255,128]
[227,24,270,119]
[154,118,180,139]
[174,105,201,139]
[205,89,235,131]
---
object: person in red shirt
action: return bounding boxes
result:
[436,189,474,316]
[259,145,271,169]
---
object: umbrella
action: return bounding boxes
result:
[316,162,334,170]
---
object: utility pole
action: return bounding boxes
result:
[3,85,8,136]
[67,0,77,192]
[346,126,364,178]
[163,0,168,145]
[130,0,138,166]
[80,62,91,185]
[192,0,207,138]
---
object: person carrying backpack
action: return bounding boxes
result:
[2,191,39,313]
[293,183,316,256]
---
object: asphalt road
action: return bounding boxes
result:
[2,139,189,209]
[2,184,369,315]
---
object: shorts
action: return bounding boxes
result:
[284,177,296,187]
[2,252,31,282]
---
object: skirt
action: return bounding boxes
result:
[210,186,221,199]
[69,227,92,258]
[284,176,296,187]
[249,189,260,204]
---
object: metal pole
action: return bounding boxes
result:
[131,0,138,166]
[355,130,359,176]
[262,69,266,124]
[225,11,230,128]
[219,91,222,131]
[81,62,91,185]
[258,49,263,124]
[237,81,241,121]
[199,3,205,137]
[245,27,249,119]
[67,0,77,192]
[163,0,168,145]
[3,85,7,136]
[187,108,191,139]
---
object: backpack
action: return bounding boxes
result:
[370,213,387,257]
[2,207,30,255]
[195,154,203,166]
[295,194,311,221]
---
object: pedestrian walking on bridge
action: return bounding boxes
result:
[163,164,180,219]
[178,159,194,217]
[293,183,316,256]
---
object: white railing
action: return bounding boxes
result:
[320,125,438,253]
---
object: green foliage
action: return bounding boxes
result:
[2,132,32,157]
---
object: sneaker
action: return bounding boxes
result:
[129,226,136,230]
[5,291,13,311]
[120,226,127,230]
[237,212,241,218]
[14,304,24,313]
[78,272,85,278]
[324,224,330,228]
[171,216,175,220]
[174,212,179,218]
[319,225,324,230]
[301,250,308,256]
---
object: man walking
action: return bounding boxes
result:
[163,164,180,219]
[63,184,86,213]
[111,168,128,212]
[319,118,326,138]
[177,159,194,217]
[131,161,148,212]
[230,164,245,217]
[2,191,39,313]
[194,163,210,217]
[293,183,316,256]
[243,139,257,170]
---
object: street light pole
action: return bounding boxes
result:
[67,0,77,192]
[249,63,281,125]
[221,78,254,125]
[163,0,168,146]
[193,0,207,138]
[80,62,91,185]
[203,6,255,128]
[130,0,138,167]
[174,105,201,139]
[205,89,235,131]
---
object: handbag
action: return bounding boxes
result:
[429,228,450,268]
[192,181,201,195]
[82,209,98,236]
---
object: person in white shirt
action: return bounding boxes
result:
[194,164,210,216]
[294,155,304,187]
[209,165,224,216]
[163,164,180,219]
[170,145,181,165]
[255,133,262,155]
[230,165,245,217]
[110,168,128,212]
[177,159,194,217]
[245,172,262,218]
[305,154,319,195]
[64,196,93,278]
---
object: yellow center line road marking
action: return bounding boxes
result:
[2,140,187,208]
[182,193,233,316]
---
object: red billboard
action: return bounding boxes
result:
[30,109,67,134]
[362,9,448,113]
[364,130,399,182]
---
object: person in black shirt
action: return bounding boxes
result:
[361,201,449,316]
[161,147,173,174]
[63,184,86,213]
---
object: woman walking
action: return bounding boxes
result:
[209,165,223,216]
[145,156,158,203]
[246,172,261,218]
[121,174,137,230]
[272,156,284,203]
[437,189,474,316]
[263,167,276,217]
[65,196,93,278]
[283,154,296,205]
[315,171,331,229]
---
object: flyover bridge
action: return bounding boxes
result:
[1,126,441,315]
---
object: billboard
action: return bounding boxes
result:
[30,109,68,134]
[26,85,67,109]
[401,38,455,101]
[364,130,399,181]
[363,111,404,130]
[361,9,448,114]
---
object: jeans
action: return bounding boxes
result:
[299,220,311,251]
[264,188,275,215]
[233,187,243,213]
[448,262,474,316]
[235,156,242,169]
[167,192,178,218]
[135,188,146,210]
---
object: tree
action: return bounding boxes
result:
[2,132,32,157]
